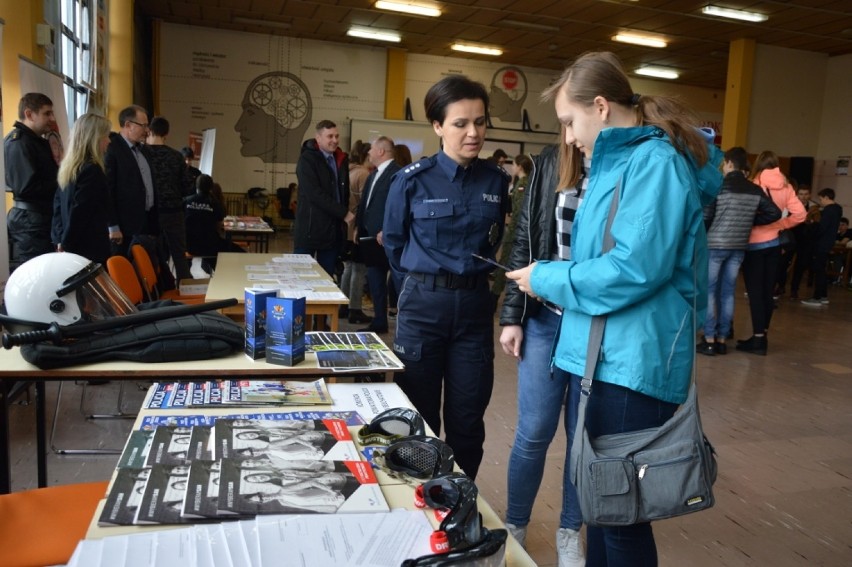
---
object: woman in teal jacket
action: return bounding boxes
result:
[508,52,722,566]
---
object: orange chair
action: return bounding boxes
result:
[0,480,108,567]
[130,244,205,304]
[106,255,144,305]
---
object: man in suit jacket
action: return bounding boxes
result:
[105,105,158,255]
[356,136,400,333]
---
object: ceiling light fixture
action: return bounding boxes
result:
[612,33,667,49]
[233,17,291,30]
[375,1,441,17]
[701,5,768,23]
[347,27,402,43]
[635,66,679,80]
[451,43,502,56]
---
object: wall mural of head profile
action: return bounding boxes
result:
[234,71,313,164]
[489,66,528,122]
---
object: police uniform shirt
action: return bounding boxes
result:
[383,151,509,277]
[4,121,58,207]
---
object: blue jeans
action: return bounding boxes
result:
[576,376,679,567]
[506,308,583,530]
[704,249,745,340]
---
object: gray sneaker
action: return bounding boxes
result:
[505,522,527,548]
[557,527,586,567]
[801,298,825,307]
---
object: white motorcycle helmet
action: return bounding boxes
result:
[3,252,137,331]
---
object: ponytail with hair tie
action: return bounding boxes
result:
[630,93,641,106]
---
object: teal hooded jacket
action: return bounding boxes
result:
[529,125,723,404]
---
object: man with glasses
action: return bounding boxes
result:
[104,105,158,255]
[4,93,58,271]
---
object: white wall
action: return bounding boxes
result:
[814,53,852,206]
[747,45,827,157]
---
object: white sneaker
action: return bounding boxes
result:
[505,522,527,548]
[557,527,585,567]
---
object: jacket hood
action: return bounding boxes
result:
[754,167,788,192]
[594,125,723,206]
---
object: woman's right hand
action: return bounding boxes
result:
[500,325,524,359]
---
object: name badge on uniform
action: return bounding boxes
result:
[488,222,499,246]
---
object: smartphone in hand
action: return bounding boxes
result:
[472,253,511,271]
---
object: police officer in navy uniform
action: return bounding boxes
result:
[4,93,59,271]
[383,75,510,480]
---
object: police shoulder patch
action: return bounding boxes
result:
[398,157,435,178]
[8,130,20,141]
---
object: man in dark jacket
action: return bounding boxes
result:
[802,188,843,306]
[146,116,193,281]
[698,146,781,355]
[104,105,157,256]
[356,136,400,333]
[294,120,353,278]
[4,93,58,270]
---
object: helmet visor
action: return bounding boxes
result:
[62,264,138,323]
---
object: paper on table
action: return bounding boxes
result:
[123,532,157,567]
[66,537,103,567]
[271,254,316,263]
[221,520,252,567]
[254,509,433,566]
[153,529,196,565]
[328,383,415,421]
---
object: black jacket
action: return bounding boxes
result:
[704,171,782,250]
[499,145,559,327]
[4,121,58,211]
[104,132,157,237]
[294,139,350,250]
[357,160,401,237]
[52,162,111,263]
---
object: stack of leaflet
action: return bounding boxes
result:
[307,332,403,371]
[99,418,389,526]
[144,377,332,409]
[71,509,435,566]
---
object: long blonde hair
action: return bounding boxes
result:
[57,113,111,188]
[543,51,708,166]
[557,125,584,190]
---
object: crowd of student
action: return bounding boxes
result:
[6,50,849,567]
[3,94,250,289]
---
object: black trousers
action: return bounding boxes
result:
[391,276,494,480]
[742,245,781,334]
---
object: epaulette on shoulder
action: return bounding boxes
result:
[8,129,20,141]
[481,158,511,180]
[398,157,434,178]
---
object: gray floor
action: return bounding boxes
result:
[6,232,852,566]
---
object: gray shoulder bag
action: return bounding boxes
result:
[569,182,718,526]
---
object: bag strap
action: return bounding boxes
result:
[574,178,701,438]
[574,182,619,438]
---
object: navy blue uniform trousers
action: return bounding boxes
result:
[392,275,494,480]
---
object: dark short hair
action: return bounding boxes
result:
[818,187,835,200]
[149,116,170,137]
[196,174,213,194]
[180,146,194,159]
[492,149,508,160]
[424,75,489,125]
[118,105,147,127]
[18,93,53,120]
[840,217,849,224]
[723,147,749,172]
[316,120,336,131]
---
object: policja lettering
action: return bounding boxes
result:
[481,194,501,203]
